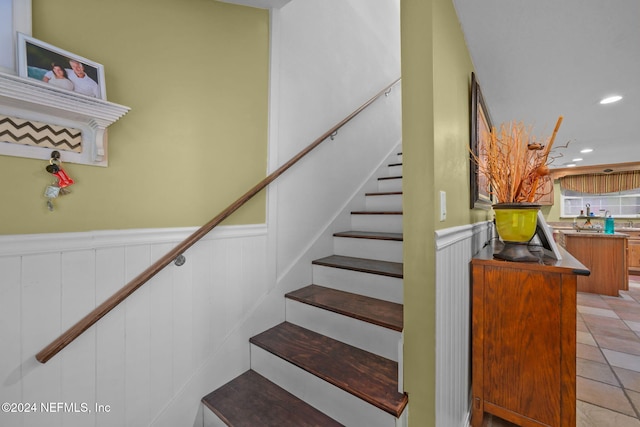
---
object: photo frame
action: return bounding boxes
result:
[469,72,493,209]
[531,210,563,260]
[16,33,106,100]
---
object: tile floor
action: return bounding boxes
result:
[486,275,640,427]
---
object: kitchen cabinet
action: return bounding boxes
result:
[626,230,640,275]
[561,231,629,296]
[471,244,588,427]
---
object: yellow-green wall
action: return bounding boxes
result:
[0,0,269,235]
[402,0,481,425]
[543,180,563,221]
[433,0,488,227]
[401,0,436,423]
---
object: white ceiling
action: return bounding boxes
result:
[452,0,640,170]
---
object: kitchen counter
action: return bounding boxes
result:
[549,221,639,233]
[559,230,629,238]
[557,230,629,296]
[551,222,640,275]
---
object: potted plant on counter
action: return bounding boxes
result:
[472,116,564,261]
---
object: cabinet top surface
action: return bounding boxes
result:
[560,231,630,239]
[472,243,590,276]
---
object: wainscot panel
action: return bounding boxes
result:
[0,224,268,427]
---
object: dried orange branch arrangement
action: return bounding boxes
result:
[472,116,563,203]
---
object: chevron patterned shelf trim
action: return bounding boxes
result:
[0,115,82,152]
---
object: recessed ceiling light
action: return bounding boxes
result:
[565,163,576,168]
[600,95,622,104]
[580,148,594,153]
[572,158,583,162]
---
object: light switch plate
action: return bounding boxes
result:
[440,191,446,221]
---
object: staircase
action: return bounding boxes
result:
[202,151,406,426]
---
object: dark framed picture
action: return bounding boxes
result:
[16,33,106,100]
[469,72,493,209]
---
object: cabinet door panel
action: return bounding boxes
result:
[483,267,561,426]
[629,241,640,269]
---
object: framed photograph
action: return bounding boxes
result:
[16,33,106,100]
[530,211,563,260]
[469,72,493,209]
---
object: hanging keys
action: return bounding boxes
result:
[46,161,75,188]
[44,184,60,211]
[43,151,74,211]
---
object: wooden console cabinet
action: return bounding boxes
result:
[471,245,588,427]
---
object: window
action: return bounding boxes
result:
[561,188,640,217]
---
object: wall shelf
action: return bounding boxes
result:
[0,71,130,166]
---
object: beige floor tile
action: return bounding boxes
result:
[615,367,640,393]
[578,305,620,319]
[578,342,607,364]
[582,313,629,330]
[626,320,640,333]
[594,334,640,356]
[577,401,640,427]
[577,376,637,416]
[607,298,640,311]
[577,358,619,386]
[589,323,639,341]
[578,330,598,346]
[483,414,518,426]
[578,318,590,333]
[628,390,640,417]
[603,349,640,373]
[619,310,640,323]
[578,294,613,309]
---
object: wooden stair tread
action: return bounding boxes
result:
[202,370,343,427]
[250,322,408,417]
[312,255,403,278]
[286,284,403,331]
[351,211,402,215]
[388,162,402,167]
[365,191,402,196]
[333,230,403,241]
[378,175,402,180]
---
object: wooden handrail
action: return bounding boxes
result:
[35,77,401,363]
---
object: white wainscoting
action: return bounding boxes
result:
[434,221,492,427]
[0,224,269,427]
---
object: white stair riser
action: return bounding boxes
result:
[203,408,227,427]
[285,299,401,361]
[378,178,402,192]
[312,265,403,304]
[365,194,403,211]
[251,345,399,427]
[351,214,403,233]
[334,236,403,263]
[387,165,402,176]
